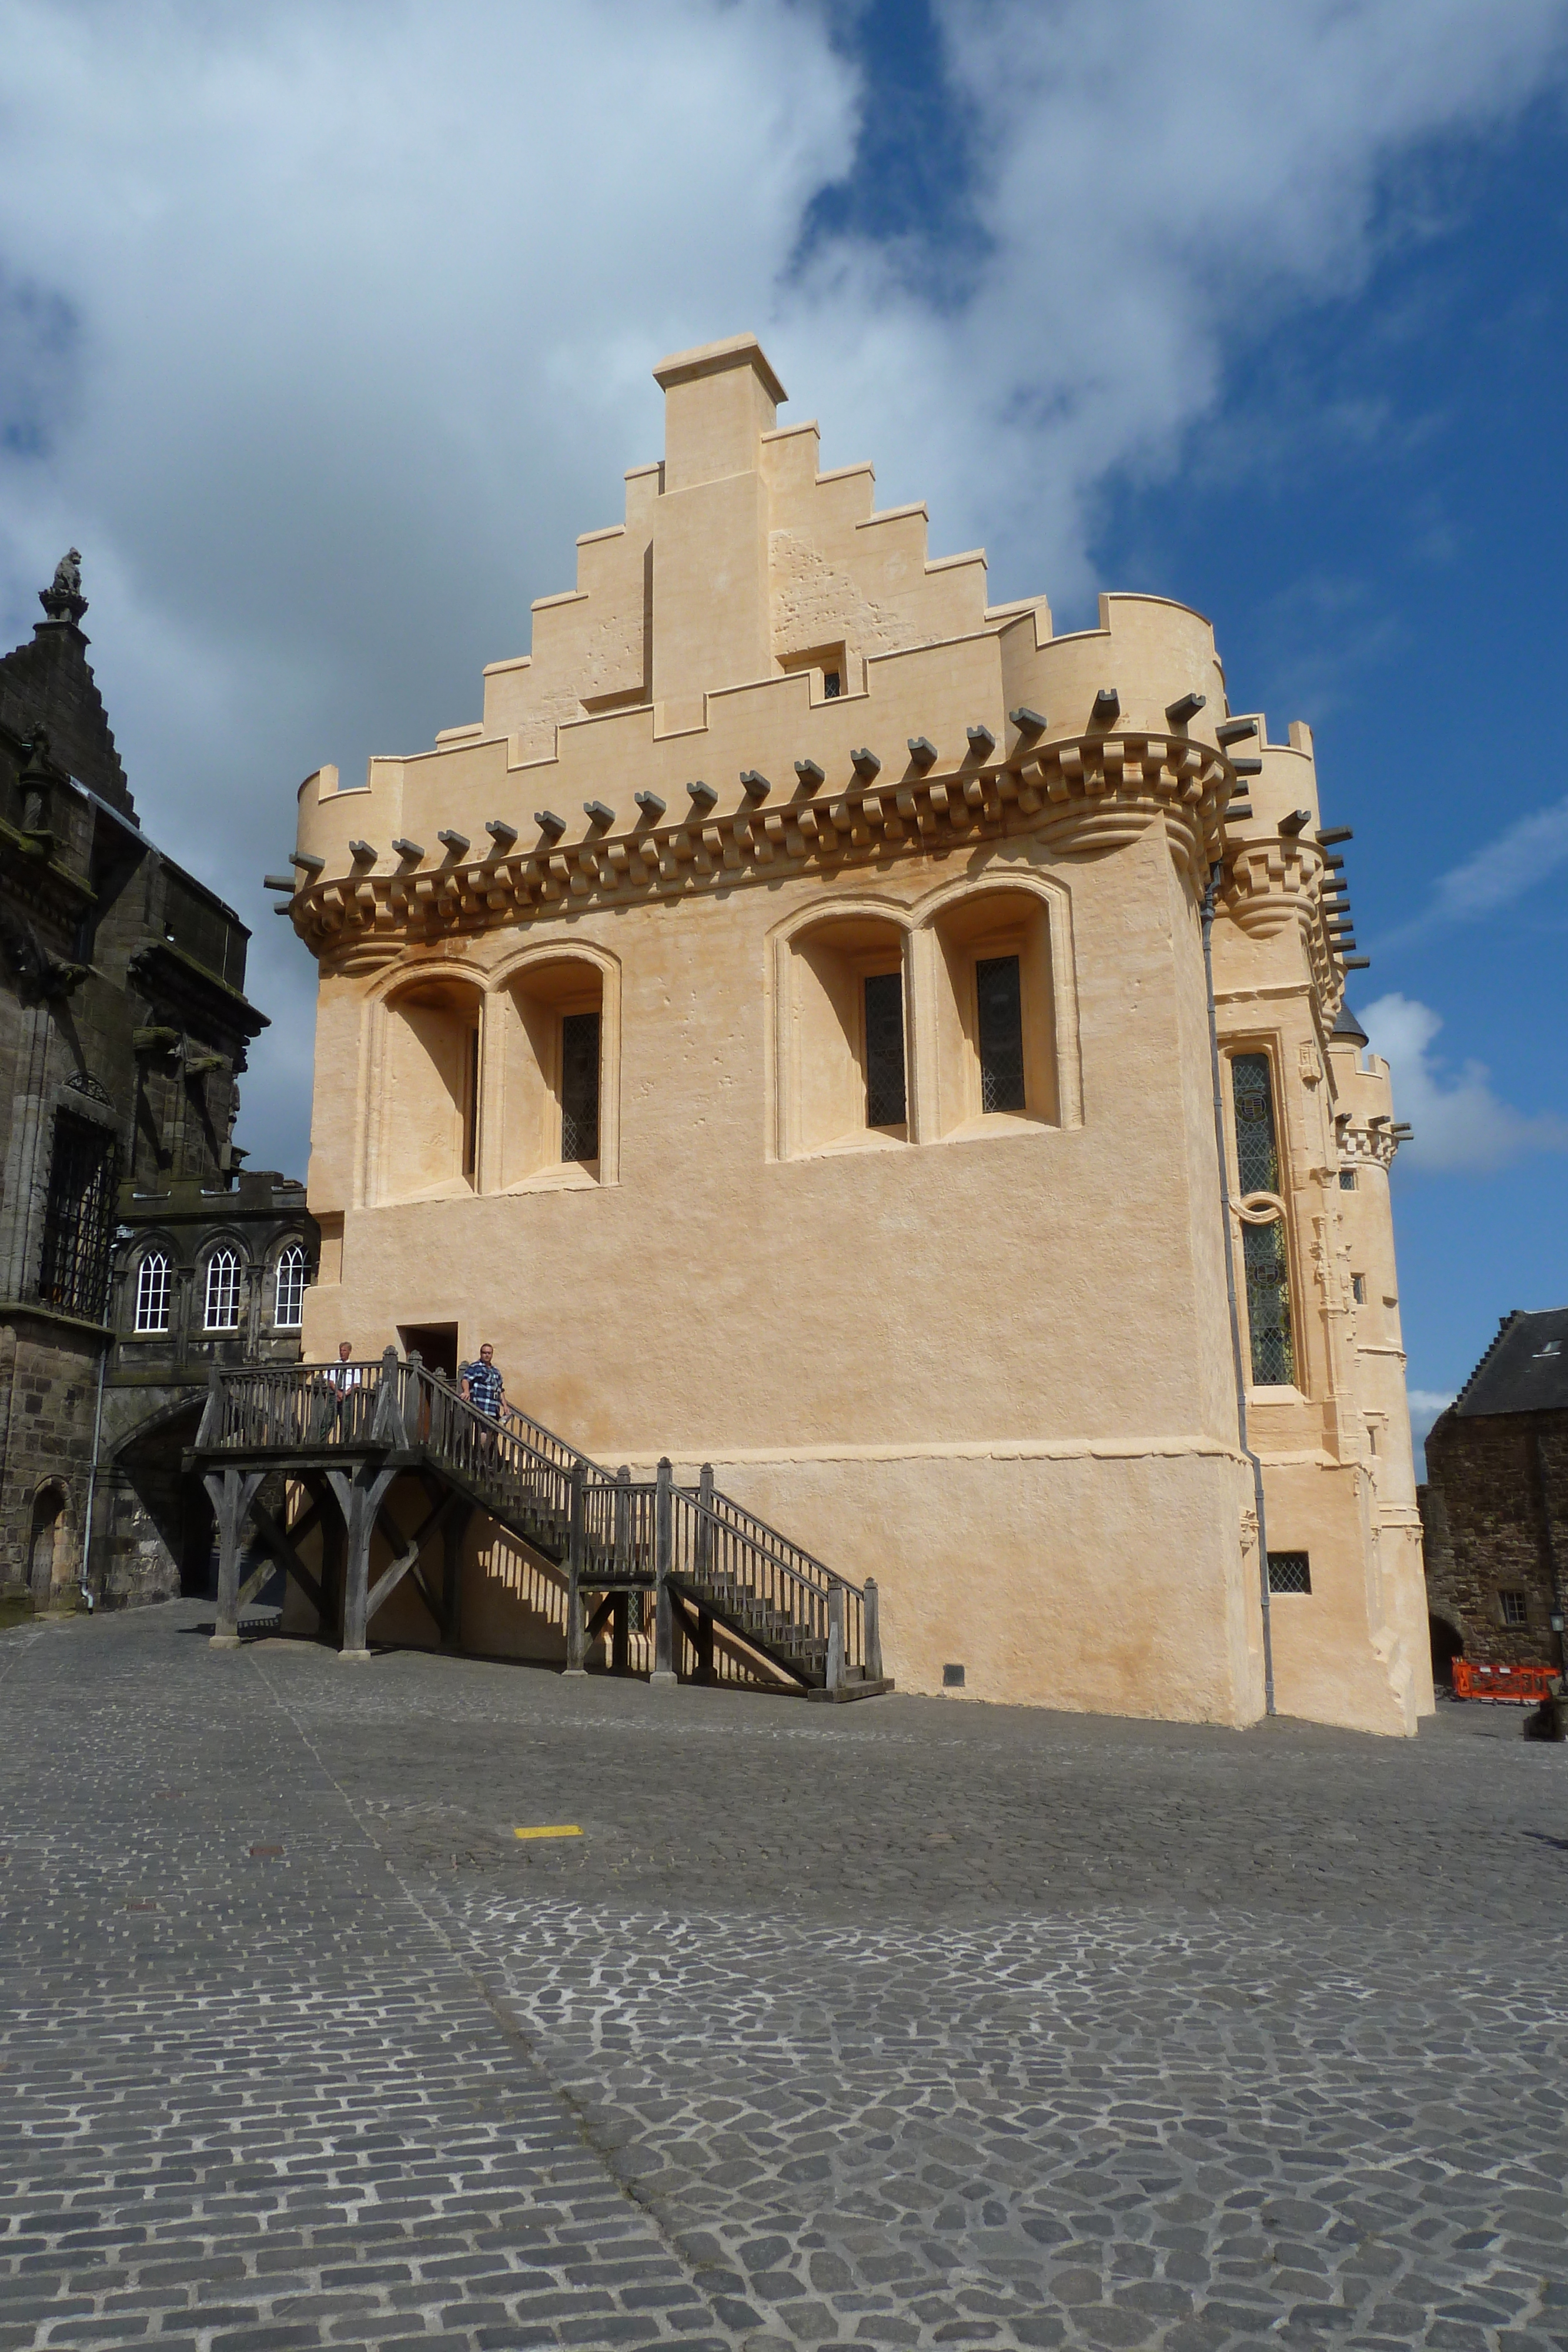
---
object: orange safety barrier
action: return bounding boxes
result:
[1452,1658,1557,1705]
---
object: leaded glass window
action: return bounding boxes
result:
[1339,1168,1357,1191]
[1231,1054,1295,1385]
[274,1243,307,1328]
[1232,1052,1283,1194]
[203,1248,240,1332]
[134,1251,171,1335]
[560,1010,600,1162]
[976,955,1026,1114]
[1499,1590,1529,1627]
[38,1111,119,1322]
[1268,1551,1312,1594]
[864,971,907,1129]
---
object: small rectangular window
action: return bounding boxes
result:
[1339,1168,1358,1191]
[863,971,907,1129]
[1352,1273,1367,1304]
[560,1010,601,1162]
[1268,1551,1311,1594]
[823,669,841,699]
[1499,1591,1529,1627]
[976,954,1025,1114]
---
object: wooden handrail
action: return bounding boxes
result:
[198,1358,866,1683]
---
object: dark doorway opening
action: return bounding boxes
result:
[400,1322,459,1383]
[1429,1612,1465,1689]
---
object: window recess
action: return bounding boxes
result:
[495,956,610,1186]
[783,914,909,1156]
[930,888,1057,1138]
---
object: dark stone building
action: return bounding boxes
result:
[0,556,313,1616]
[1421,1307,1568,1678]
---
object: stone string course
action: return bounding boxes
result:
[2,1605,1565,2351]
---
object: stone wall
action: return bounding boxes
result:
[1421,1407,1568,1668]
[0,1311,105,1601]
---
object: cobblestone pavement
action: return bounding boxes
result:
[2,1606,1566,2352]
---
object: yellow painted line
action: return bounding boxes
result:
[514,1825,582,1840]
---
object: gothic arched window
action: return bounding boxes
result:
[203,1248,241,1332]
[134,1251,171,1335]
[274,1242,307,1329]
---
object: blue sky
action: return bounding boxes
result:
[0,0,1564,1452]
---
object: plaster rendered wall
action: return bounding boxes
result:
[298,811,1268,1723]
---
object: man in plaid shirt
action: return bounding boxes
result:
[460,1342,507,1422]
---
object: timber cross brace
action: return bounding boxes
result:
[191,1351,891,1698]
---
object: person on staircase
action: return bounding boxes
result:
[460,1342,511,1464]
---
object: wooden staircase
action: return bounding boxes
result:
[192,1351,890,1698]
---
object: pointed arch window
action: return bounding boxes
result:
[134,1251,172,1335]
[203,1248,241,1332]
[274,1243,307,1329]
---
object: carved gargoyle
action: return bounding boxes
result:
[0,906,88,1001]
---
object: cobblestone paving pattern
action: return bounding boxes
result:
[4,1605,1566,2352]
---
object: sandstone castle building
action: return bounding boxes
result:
[277,335,1427,1733]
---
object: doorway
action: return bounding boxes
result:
[399,1322,459,1383]
[28,1484,71,1604]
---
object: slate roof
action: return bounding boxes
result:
[1332,1002,1369,1047]
[1453,1307,1568,1418]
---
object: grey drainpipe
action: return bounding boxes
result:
[1202,863,1275,1716]
[1533,1428,1566,1676]
[78,1335,108,1610]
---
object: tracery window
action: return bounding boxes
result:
[134,1251,172,1335]
[274,1243,307,1329]
[203,1248,241,1332]
[1231,1053,1295,1387]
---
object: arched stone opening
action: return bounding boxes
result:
[27,1482,73,1605]
[927,884,1059,1139]
[375,975,484,1202]
[782,909,910,1157]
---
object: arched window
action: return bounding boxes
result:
[274,1242,307,1328]
[133,1251,172,1335]
[779,911,910,1157]
[203,1248,241,1332]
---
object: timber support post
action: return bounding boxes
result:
[203,1466,264,1649]
[442,1502,469,1649]
[327,1462,397,1663]
[564,1463,587,1675]
[651,1455,677,1685]
[864,1577,882,1682]
[826,1581,845,1696]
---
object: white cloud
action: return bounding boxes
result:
[1360,992,1568,1172]
[0,0,1564,1170]
[1406,1387,1456,1478]
[1429,794,1568,922]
